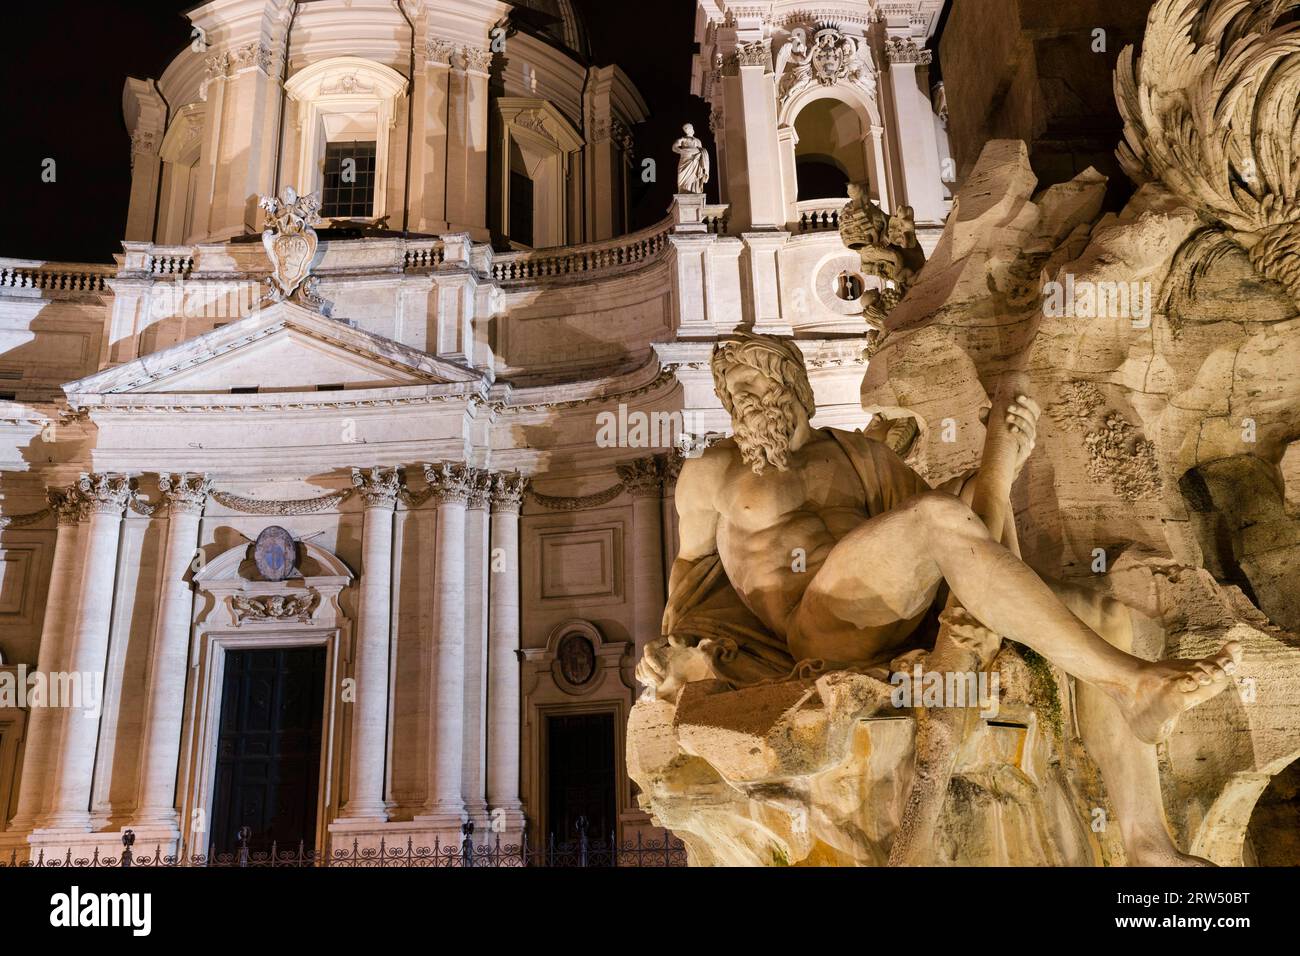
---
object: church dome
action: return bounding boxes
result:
[508,0,590,59]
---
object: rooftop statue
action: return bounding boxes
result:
[672,123,710,195]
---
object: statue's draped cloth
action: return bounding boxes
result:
[660,428,956,685]
[678,147,709,193]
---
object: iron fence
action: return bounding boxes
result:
[3,821,688,868]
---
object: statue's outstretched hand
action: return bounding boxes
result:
[1005,394,1041,473]
[980,393,1041,475]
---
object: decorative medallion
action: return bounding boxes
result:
[557,632,597,687]
[253,525,299,581]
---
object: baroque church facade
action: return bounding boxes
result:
[0,0,950,861]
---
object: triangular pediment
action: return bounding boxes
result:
[65,301,483,399]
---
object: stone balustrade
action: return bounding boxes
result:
[794,198,844,234]
[402,241,447,271]
[0,260,113,295]
[489,220,671,284]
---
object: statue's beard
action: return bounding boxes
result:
[731,389,800,474]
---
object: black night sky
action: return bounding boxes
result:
[0,0,711,264]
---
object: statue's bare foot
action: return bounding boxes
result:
[1126,836,1216,867]
[1122,642,1243,744]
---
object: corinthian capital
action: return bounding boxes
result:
[617,456,667,497]
[46,485,84,525]
[488,472,529,513]
[427,37,456,65]
[423,462,478,504]
[351,466,402,509]
[461,45,493,73]
[884,36,933,65]
[77,473,130,516]
[158,473,213,515]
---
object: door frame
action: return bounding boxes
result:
[521,620,636,847]
[540,706,620,846]
[186,628,343,859]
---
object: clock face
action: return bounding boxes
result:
[253,526,298,582]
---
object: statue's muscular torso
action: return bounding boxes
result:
[681,431,877,637]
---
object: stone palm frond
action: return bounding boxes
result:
[1116,0,1300,301]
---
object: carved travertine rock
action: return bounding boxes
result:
[633,329,1243,867]
[840,0,1300,868]
[630,0,1300,868]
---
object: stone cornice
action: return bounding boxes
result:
[492,363,675,415]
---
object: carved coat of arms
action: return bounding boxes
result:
[259,186,323,302]
[777,28,875,104]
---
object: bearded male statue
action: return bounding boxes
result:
[638,332,1244,865]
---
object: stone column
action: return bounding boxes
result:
[8,488,84,830]
[38,473,129,831]
[337,467,401,822]
[123,78,167,242]
[414,36,454,233]
[133,474,212,828]
[445,46,493,242]
[486,473,527,830]
[884,37,946,224]
[416,462,475,828]
[460,473,492,827]
[617,459,667,663]
[721,40,783,231]
[868,126,893,213]
[200,42,282,240]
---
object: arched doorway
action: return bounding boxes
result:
[793,97,867,200]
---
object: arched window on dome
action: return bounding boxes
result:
[282,57,408,224]
[495,99,584,249]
